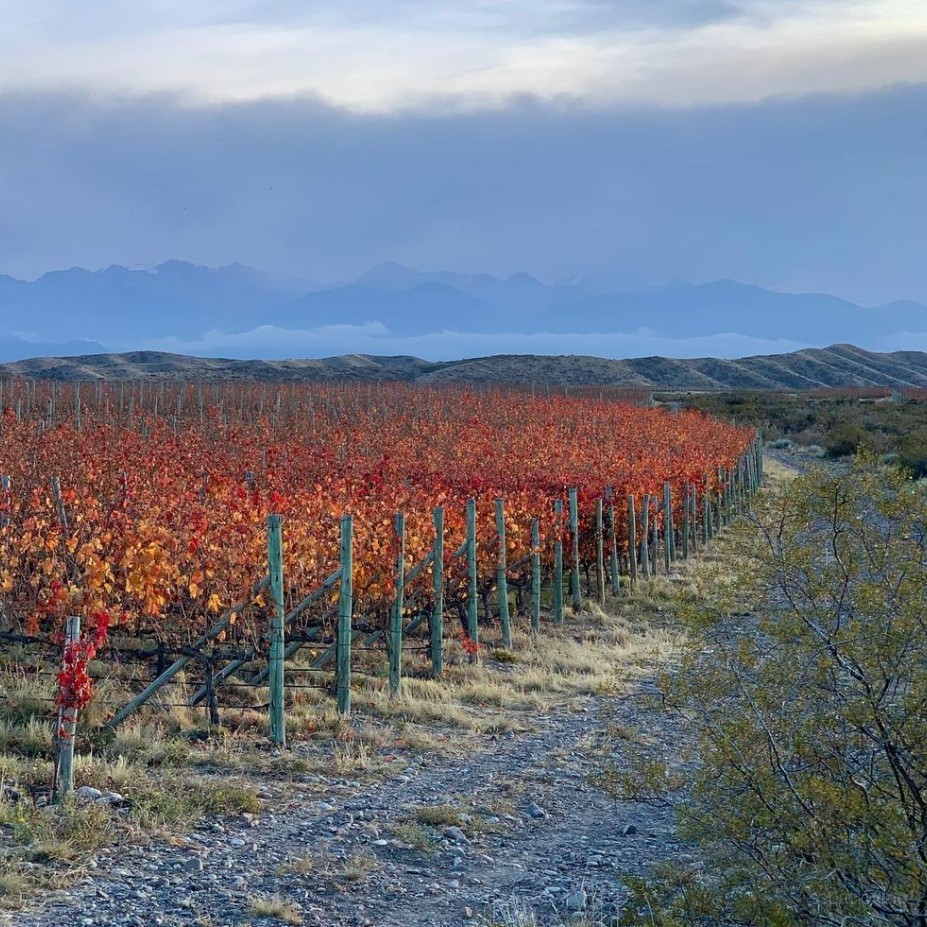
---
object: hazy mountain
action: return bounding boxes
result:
[5,345,927,391]
[2,261,927,361]
[0,261,296,342]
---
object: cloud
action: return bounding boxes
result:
[0,84,924,307]
[0,1,925,109]
[133,322,808,362]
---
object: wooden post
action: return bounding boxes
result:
[595,498,606,605]
[267,514,286,746]
[568,487,581,612]
[466,498,479,651]
[553,499,564,626]
[56,615,80,800]
[337,514,354,716]
[495,498,512,649]
[431,506,444,677]
[51,476,68,534]
[530,518,541,634]
[389,513,406,697]
[640,494,650,580]
[651,500,659,576]
[607,489,620,596]
[664,481,674,566]
[682,484,690,559]
[627,495,637,589]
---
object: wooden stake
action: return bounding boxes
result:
[607,489,620,596]
[627,495,637,589]
[640,494,650,580]
[553,499,564,625]
[495,498,512,649]
[431,507,444,676]
[595,498,606,605]
[466,499,479,652]
[337,514,354,716]
[389,513,405,697]
[55,615,80,800]
[568,487,581,612]
[530,518,541,634]
[267,514,286,746]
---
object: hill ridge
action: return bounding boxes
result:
[2,345,927,390]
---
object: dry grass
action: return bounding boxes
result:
[249,893,303,924]
[0,536,724,910]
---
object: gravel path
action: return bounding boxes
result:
[8,681,690,927]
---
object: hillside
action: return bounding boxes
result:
[3,344,927,389]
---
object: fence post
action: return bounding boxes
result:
[568,487,581,612]
[530,518,541,634]
[607,488,620,595]
[663,480,676,573]
[267,514,286,746]
[664,481,674,567]
[651,499,659,575]
[627,494,637,589]
[337,514,353,716]
[466,498,479,653]
[495,498,512,649]
[595,498,606,605]
[55,615,81,800]
[389,513,405,697]
[553,499,564,626]
[682,484,690,559]
[431,506,444,676]
[640,494,650,580]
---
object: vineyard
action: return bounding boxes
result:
[0,380,759,791]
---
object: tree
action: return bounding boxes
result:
[624,461,927,927]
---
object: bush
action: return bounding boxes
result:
[898,432,927,478]
[824,421,869,457]
[624,462,927,927]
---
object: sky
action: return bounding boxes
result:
[1,0,926,344]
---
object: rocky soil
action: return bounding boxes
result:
[7,680,690,927]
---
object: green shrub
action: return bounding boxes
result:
[897,431,927,478]
[824,421,869,457]
[623,462,927,927]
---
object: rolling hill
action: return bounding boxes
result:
[3,344,927,391]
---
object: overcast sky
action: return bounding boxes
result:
[1,0,926,305]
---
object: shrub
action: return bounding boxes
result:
[897,432,927,478]
[824,421,869,457]
[624,462,927,927]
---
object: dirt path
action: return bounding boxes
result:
[10,680,688,927]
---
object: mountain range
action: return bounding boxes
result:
[4,344,927,391]
[1,261,926,362]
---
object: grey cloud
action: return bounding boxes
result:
[0,84,925,306]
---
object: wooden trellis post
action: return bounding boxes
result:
[663,481,674,567]
[569,487,581,611]
[682,484,690,559]
[267,514,286,746]
[607,488,620,596]
[495,498,512,649]
[466,499,479,652]
[595,498,606,605]
[553,499,564,626]
[627,494,638,589]
[431,506,444,676]
[337,514,353,716]
[530,518,541,634]
[650,499,659,576]
[640,494,650,580]
[389,513,405,697]
[55,615,81,800]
